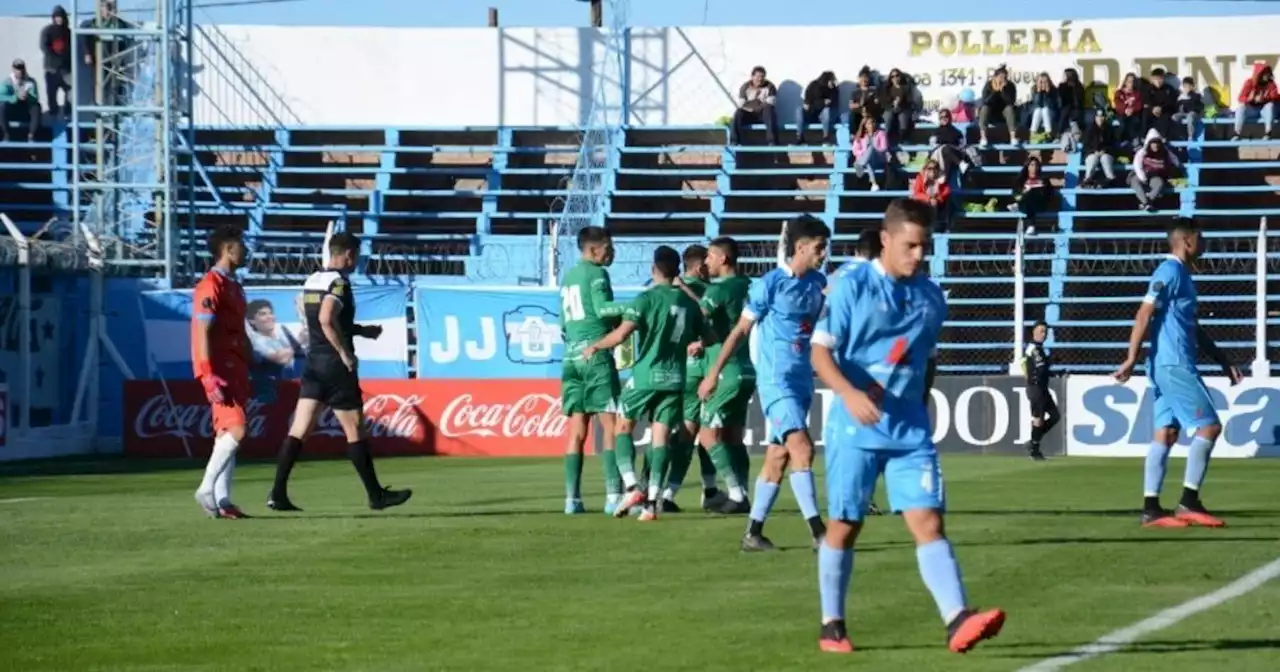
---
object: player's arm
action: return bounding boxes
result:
[1195,324,1243,383]
[811,279,880,425]
[703,276,768,384]
[191,282,228,403]
[354,323,383,339]
[318,282,356,370]
[1114,268,1167,381]
[585,320,637,356]
[588,271,628,319]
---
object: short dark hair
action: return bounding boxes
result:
[857,227,882,259]
[577,226,610,251]
[1181,76,1195,86]
[1169,217,1198,237]
[653,245,680,279]
[682,244,707,271]
[883,198,935,231]
[1033,319,1048,330]
[246,299,273,317]
[751,65,766,76]
[329,231,360,256]
[206,225,243,258]
[1150,67,1166,77]
[786,215,830,255]
[709,236,738,265]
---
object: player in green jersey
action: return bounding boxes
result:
[696,237,758,515]
[583,246,712,522]
[559,227,626,515]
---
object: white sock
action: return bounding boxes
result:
[729,485,746,502]
[198,433,239,497]
[214,454,236,508]
[662,485,679,501]
[621,472,638,489]
[647,484,661,501]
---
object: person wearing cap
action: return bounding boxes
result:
[0,60,41,142]
[41,5,73,117]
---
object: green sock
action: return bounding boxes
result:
[729,442,751,487]
[640,450,651,491]
[601,448,623,495]
[696,445,717,490]
[708,442,739,489]
[564,453,583,499]
[614,434,637,487]
[647,444,671,500]
[666,434,695,490]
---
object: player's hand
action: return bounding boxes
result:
[582,345,598,360]
[341,354,357,373]
[1112,358,1137,384]
[199,373,228,405]
[841,388,881,426]
[687,341,704,358]
[361,324,383,340]
[697,375,718,401]
[1224,364,1243,385]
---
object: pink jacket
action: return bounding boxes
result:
[853,130,888,157]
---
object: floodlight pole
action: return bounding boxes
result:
[0,213,32,434]
[1254,217,1271,379]
[1009,217,1027,375]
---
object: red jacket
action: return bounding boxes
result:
[1113,87,1142,115]
[911,173,950,204]
[1238,62,1279,106]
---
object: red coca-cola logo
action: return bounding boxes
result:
[312,394,427,439]
[133,395,270,440]
[438,392,568,439]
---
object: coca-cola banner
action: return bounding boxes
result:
[123,378,577,458]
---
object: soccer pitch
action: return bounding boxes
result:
[2,455,1277,671]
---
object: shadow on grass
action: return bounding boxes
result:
[992,638,1280,658]
[953,508,1277,519]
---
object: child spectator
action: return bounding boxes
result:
[1234,62,1277,141]
[40,5,72,118]
[928,108,981,181]
[848,66,882,136]
[1028,72,1058,140]
[852,116,890,191]
[1113,73,1144,147]
[911,159,951,231]
[1,60,41,142]
[797,70,839,144]
[1080,111,1119,188]
[880,68,916,143]
[1057,68,1086,138]
[979,65,1020,147]
[731,66,779,145]
[1172,76,1203,141]
[1129,129,1181,211]
[1009,156,1055,234]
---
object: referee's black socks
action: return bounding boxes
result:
[347,440,383,499]
[271,435,304,499]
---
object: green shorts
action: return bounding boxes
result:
[619,386,682,427]
[682,385,703,428]
[700,375,757,429]
[561,354,621,416]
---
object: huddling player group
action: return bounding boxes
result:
[186,200,1241,655]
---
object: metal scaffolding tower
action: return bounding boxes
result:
[70,0,192,286]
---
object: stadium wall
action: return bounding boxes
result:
[2,16,1277,127]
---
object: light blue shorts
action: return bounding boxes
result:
[761,392,812,445]
[1151,365,1220,431]
[824,443,945,522]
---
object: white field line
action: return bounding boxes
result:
[1019,556,1280,671]
[0,497,47,504]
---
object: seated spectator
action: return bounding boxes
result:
[1080,111,1119,188]
[1028,72,1058,140]
[797,70,838,144]
[1057,68,1086,138]
[40,5,72,118]
[1129,129,1181,212]
[1234,62,1277,141]
[1009,156,1055,234]
[1147,103,1178,142]
[731,66,779,146]
[951,88,977,123]
[928,108,981,181]
[246,299,307,380]
[911,159,951,231]
[0,60,41,142]
[1172,76,1203,141]
[880,68,916,143]
[978,65,1020,147]
[851,116,890,191]
[848,66,883,136]
[1113,73,1144,147]
[1142,68,1178,137]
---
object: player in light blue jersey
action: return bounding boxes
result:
[1114,218,1242,529]
[700,215,829,552]
[811,199,1005,655]
[828,227,882,285]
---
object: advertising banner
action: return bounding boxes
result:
[1065,375,1280,458]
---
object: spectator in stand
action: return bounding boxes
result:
[848,66,882,137]
[978,65,1019,147]
[1010,156,1055,235]
[911,159,951,231]
[0,60,41,143]
[797,70,839,144]
[1146,104,1177,143]
[1130,129,1181,211]
[40,5,72,118]
[880,68,915,142]
[851,116,890,191]
[1142,68,1178,138]
[1028,72,1058,140]
[1080,111,1119,188]
[1234,62,1277,141]
[1057,68,1086,139]
[1172,76,1203,141]
[1113,73,1144,147]
[82,0,136,108]
[928,108,981,182]
[731,65,779,146]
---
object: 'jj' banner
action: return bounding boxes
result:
[139,285,410,380]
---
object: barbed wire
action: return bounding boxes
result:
[0,237,99,273]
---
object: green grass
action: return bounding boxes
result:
[2,455,1278,671]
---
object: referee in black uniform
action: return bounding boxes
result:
[1023,320,1058,461]
[267,232,412,511]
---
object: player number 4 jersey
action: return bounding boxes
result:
[190,268,247,375]
[1144,255,1199,370]
[814,260,947,449]
[623,285,705,391]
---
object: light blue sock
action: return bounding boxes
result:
[790,469,820,520]
[1143,442,1171,497]
[1184,435,1215,491]
[916,539,968,624]
[749,477,781,523]
[818,543,854,622]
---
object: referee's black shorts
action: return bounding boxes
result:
[299,357,363,411]
[1028,387,1055,420]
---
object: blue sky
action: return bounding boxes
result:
[4,0,1279,27]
